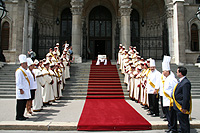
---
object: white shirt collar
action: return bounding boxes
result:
[179,76,186,82]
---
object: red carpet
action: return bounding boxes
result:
[77,60,151,131]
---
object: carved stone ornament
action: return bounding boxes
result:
[70,0,84,15]
[119,0,132,16]
[28,0,36,16]
[166,4,173,18]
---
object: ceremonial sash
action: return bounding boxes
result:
[148,79,159,98]
[148,79,155,88]
[173,83,192,120]
[146,68,151,77]
[162,75,173,110]
[17,68,30,86]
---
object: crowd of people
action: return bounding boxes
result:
[15,42,72,120]
[118,44,192,133]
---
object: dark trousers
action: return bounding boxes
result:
[164,106,177,131]
[148,94,159,115]
[160,96,166,117]
[177,111,190,133]
[16,99,27,118]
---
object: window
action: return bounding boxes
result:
[191,24,199,51]
[1,21,9,50]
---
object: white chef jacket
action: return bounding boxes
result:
[147,69,161,94]
[27,69,37,90]
[163,73,178,107]
[15,66,31,99]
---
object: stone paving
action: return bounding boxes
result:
[0,98,200,132]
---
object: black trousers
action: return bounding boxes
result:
[16,99,27,118]
[177,111,190,133]
[164,106,177,131]
[160,96,166,117]
[148,94,159,115]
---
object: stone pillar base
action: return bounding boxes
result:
[73,55,82,63]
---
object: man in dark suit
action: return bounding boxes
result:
[173,66,191,133]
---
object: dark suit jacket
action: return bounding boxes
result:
[173,77,191,112]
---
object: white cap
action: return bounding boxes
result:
[27,58,34,67]
[150,59,156,67]
[162,61,170,71]
[122,46,125,49]
[34,59,39,65]
[19,54,27,64]
[163,55,171,63]
[119,44,122,46]
[50,62,55,67]
[46,53,52,57]
[53,51,57,55]
[56,43,59,46]
[43,60,50,65]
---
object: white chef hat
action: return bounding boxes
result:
[27,58,34,67]
[150,59,156,67]
[19,54,27,64]
[162,61,170,71]
[163,55,171,63]
[34,59,39,65]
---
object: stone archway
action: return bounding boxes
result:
[88,6,112,60]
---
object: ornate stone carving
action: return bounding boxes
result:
[70,0,84,15]
[119,0,132,16]
[166,3,173,18]
[28,0,36,16]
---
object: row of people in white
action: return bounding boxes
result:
[118,45,191,132]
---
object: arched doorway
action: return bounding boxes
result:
[1,21,9,50]
[131,9,140,51]
[60,8,72,46]
[89,6,112,60]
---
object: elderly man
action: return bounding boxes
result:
[15,54,31,120]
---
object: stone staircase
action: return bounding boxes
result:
[0,61,200,99]
[61,61,129,100]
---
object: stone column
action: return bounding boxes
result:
[166,3,175,63]
[22,0,29,55]
[27,0,36,52]
[173,0,186,65]
[15,1,25,62]
[70,0,83,63]
[119,0,132,50]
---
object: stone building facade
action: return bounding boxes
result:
[1,0,200,64]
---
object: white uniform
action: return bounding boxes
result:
[27,69,37,91]
[147,69,161,94]
[163,73,178,107]
[32,68,45,111]
[15,67,31,99]
[42,68,54,103]
[49,69,58,98]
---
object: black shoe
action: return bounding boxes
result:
[160,115,166,118]
[151,114,159,117]
[163,118,168,121]
[169,131,178,133]
[16,117,26,121]
[147,112,153,115]
[23,116,29,119]
[165,129,171,132]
